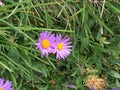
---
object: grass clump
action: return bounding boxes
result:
[0,0,120,90]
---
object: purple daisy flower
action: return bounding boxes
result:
[0,78,13,90]
[35,31,55,58]
[0,1,4,6]
[54,34,72,60]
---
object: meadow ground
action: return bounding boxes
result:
[0,0,120,90]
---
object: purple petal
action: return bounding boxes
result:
[0,78,13,90]
[58,34,62,41]
[111,87,118,90]
[90,87,95,90]
[64,42,72,45]
[3,80,12,88]
[62,38,70,43]
[0,1,4,6]
[0,78,4,87]
[65,84,76,89]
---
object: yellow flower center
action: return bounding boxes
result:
[0,88,4,90]
[57,43,63,50]
[41,39,50,49]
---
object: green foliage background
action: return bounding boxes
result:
[0,0,120,90]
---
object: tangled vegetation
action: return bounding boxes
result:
[0,0,120,90]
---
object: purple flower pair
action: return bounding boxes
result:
[35,31,72,60]
[0,78,13,90]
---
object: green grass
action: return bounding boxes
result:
[0,0,120,90]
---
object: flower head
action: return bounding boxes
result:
[54,34,72,60]
[86,75,105,90]
[35,31,55,58]
[0,78,13,90]
[0,1,4,6]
